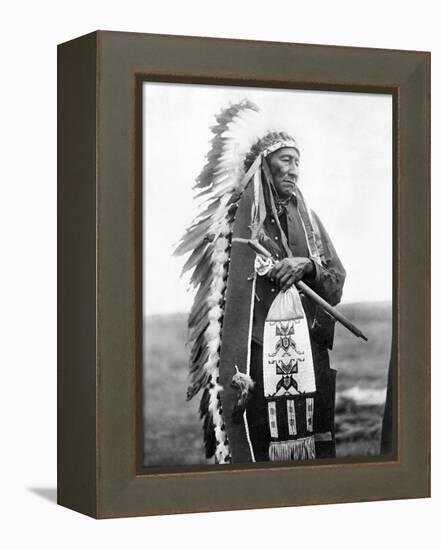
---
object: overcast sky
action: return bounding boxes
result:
[143,83,392,316]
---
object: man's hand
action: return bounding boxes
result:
[269,257,314,291]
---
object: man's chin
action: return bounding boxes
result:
[281,185,295,197]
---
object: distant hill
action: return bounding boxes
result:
[145,301,392,328]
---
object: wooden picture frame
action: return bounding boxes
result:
[58,31,430,518]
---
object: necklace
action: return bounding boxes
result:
[275,196,291,216]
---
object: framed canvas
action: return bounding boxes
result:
[58,31,430,518]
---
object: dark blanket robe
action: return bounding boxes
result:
[246,194,346,460]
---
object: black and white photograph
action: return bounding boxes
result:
[142,83,393,467]
[2,0,436,540]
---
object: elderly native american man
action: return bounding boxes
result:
[175,100,346,464]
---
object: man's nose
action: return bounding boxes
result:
[288,162,298,177]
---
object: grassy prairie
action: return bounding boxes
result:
[143,301,392,466]
[143,313,206,466]
[331,302,392,457]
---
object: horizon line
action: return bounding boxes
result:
[145,299,392,318]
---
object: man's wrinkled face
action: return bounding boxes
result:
[267,147,300,199]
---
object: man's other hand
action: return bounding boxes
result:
[269,257,314,291]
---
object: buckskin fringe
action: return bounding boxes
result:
[269,436,316,461]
